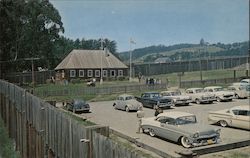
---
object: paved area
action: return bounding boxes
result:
[68,99,250,157]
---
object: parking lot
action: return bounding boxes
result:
[77,99,249,157]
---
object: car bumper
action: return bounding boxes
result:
[174,100,192,105]
[158,103,173,108]
[74,108,90,112]
[190,135,221,147]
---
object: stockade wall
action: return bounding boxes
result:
[0,80,147,158]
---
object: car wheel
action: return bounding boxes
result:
[219,120,228,127]
[195,99,201,104]
[125,106,130,112]
[113,103,116,107]
[149,129,155,137]
[181,136,191,148]
[235,94,239,99]
[216,97,222,102]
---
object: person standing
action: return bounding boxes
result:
[136,105,144,133]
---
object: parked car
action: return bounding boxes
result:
[227,85,248,99]
[208,105,250,130]
[136,92,172,109]
[204,86,234,102]
[141,111,221,148]
[185,88,215,104]
[66,99,90,113]
[113,94,143,112]
[160,90,192,106]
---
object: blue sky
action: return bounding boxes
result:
[50,0,249,52]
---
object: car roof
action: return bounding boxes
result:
[204,86,222,89]
[241,79,250,83]
[231,105,250,111]
[186,88,203,91]
[161,90,176,93]
[157,111,194,119]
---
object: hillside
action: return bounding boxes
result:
[119,41,249,63]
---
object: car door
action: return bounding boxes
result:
[157,117,180,142]
[142,94,151,108]
[116,97,124,110]
[231,110,250,129]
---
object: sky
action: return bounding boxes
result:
[50,0,249,52]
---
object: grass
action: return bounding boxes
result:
[0,118,19,158]
[62,110,96,126]
[110,134,157,158]
[32,69,248,102]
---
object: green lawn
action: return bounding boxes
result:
[32,69,248,102]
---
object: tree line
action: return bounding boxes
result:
[0,0,117,77]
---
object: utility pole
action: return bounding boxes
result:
[100,38,104,85]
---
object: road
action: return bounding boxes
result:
[78,99,250,157]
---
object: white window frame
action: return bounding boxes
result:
[87,70,93,77]
[79,70,84,77]
[70,70,76,77]
[103,70,107,77]
[110,70,116,77]
[95,70,100,77]
[118,70,123,76]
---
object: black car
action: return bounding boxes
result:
[66,99,90,113]
[136,92,172,109]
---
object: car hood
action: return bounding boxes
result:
[167,95,191,100]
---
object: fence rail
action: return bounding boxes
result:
[180,77,243,88]
[0,80,154,158]
[34,83,167,97]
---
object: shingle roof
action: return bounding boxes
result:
[55,49,128,70]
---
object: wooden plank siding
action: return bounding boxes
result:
[0,80,156,158]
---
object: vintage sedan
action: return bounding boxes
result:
[204,86,234,102]
[208,105,250,130]
[141,111,221,148]
[113,94,143,112]
[185,88,215,104]
[227,85,248,99]
[66,99,90,113]
[161,90,192,106]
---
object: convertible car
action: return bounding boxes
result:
[208,105,250,130]
[141,111,221,148]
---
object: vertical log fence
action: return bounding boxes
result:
[0,80,152,158]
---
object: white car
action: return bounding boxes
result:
[227,85,248,99]
[185,88,215,104]
[161,90,192,106]
[113,94,143,112]
[204,86,234,102]
[208,105,250,130]
[141,111,221,148]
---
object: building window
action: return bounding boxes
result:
[70,70,76,77]
[95,70,100,77]
[87,70,93,77]
[118,70,123,76]
[79,70,84,77]
[103,70,107,77]
[110,70,116,77]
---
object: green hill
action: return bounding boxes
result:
[119,41,249,63]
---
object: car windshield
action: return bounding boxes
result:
[195,89,204,93]
[150,93,160,98]
[214,88,223,92]
[74,100,85,105]
[246,85,250,91]
[125,96,134,100]
[176,116,197,125]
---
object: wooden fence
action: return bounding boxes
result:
[0,80,154,158]
[34,83,167,97]
[180,77,243,88]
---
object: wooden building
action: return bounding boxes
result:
[55,49,128,81]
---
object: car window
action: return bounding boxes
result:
[176,116,196,125]
[238,110,250,116]
[125,96,133,100]
[214,88,223,92]
[161,92,170,96]
[232,110,239,115]
[186,90,193,94]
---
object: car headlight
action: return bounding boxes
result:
[215,129,221,134]
[193,132,199,138]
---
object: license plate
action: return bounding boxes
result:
[207,139,213,144]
